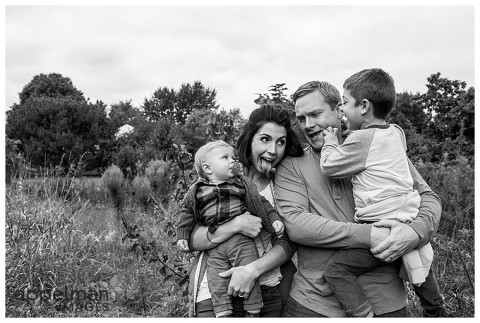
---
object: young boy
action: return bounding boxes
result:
[175,140,284,317]
[320,68,444,317]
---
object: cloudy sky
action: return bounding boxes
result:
[4,2,476,118]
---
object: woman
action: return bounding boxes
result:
[186,104,304,317]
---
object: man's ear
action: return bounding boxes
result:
[202,163,212,175]
[360,99,371,116]
[334,102,344,119]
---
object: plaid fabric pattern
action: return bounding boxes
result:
[195,179,247,230]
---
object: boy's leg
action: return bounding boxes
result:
[226,234,263,315]
[206,244,234,317]
[206,234,262,316]
[413,270,445,317]
[323,248,382,317]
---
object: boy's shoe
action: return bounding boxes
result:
[423,307,447,317]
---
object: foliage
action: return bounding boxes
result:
[145,160,170,203]
[18,72,85,104]
[108,100,141,132]
[415,158,474,237]
[6,138,26,184]
[142,80,219,124]
[166,144,197,203]
[388,73,474,164]
[131,176,152,212]
[6,93,113,170]
[177,108,246,153]
[101,165,126,217]
[114,145,140,180]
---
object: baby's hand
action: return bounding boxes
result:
[272,220,284,238]
[176,239,189,252]
[322,126,339,143]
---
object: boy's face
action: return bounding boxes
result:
[204,146,237,183]
[340,89,364,131]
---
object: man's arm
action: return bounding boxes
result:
[274,156,371,249]
[407,159,442,245]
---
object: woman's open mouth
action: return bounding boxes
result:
[260,158,273,173]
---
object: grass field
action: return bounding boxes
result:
[5,161,475,317]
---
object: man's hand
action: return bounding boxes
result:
[322,126,339,144]
[176,239,189,252]
[219,264,258,299]
[272,220,284,238]
[370,219,420,262]
[233,212,262,238]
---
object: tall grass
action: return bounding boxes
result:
[404,159,475,317]
[6,164,191,317]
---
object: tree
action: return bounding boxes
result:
[417,73,474,162]
[108,100,141,131]
[142,81,219,124]
[6,74,112,170]
[389,92,428,133]
[142,86,177,123]
[176,108,245,154]
[18,73,85,104]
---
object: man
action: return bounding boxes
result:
[274,80,441,317]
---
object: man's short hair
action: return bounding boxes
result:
[292,81,341,110]
[194,140,233,179]
[343,68,396,119]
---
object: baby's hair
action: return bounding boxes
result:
[194,140,234,179]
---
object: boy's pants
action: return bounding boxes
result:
[323,248,443,317]
[207,233,263,315]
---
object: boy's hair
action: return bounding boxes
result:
[194,140,234,179]
[292,80,341,110]
[343,68,396,119]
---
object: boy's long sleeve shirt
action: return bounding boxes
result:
[176,175,281,242]
[320,124,421,223]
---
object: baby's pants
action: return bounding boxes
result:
[207,233,263,315]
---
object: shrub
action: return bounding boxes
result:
[115,145,139,180]
[415,158,474,238]
[131,176,152,212]
[102,165,126,217]
[145,160,170,203]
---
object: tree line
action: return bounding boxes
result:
[6,72,474,180]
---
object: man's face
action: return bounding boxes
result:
[295,90,340,151]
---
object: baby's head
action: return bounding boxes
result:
[195,140,239,183]
[343,68,396,120]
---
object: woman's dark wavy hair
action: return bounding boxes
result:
[236,104,304,167]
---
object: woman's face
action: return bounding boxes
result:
[250,122,287,174]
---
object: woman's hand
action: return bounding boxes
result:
[233,212,262,238]
[218,263,259,299]
[370,219,420,262]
